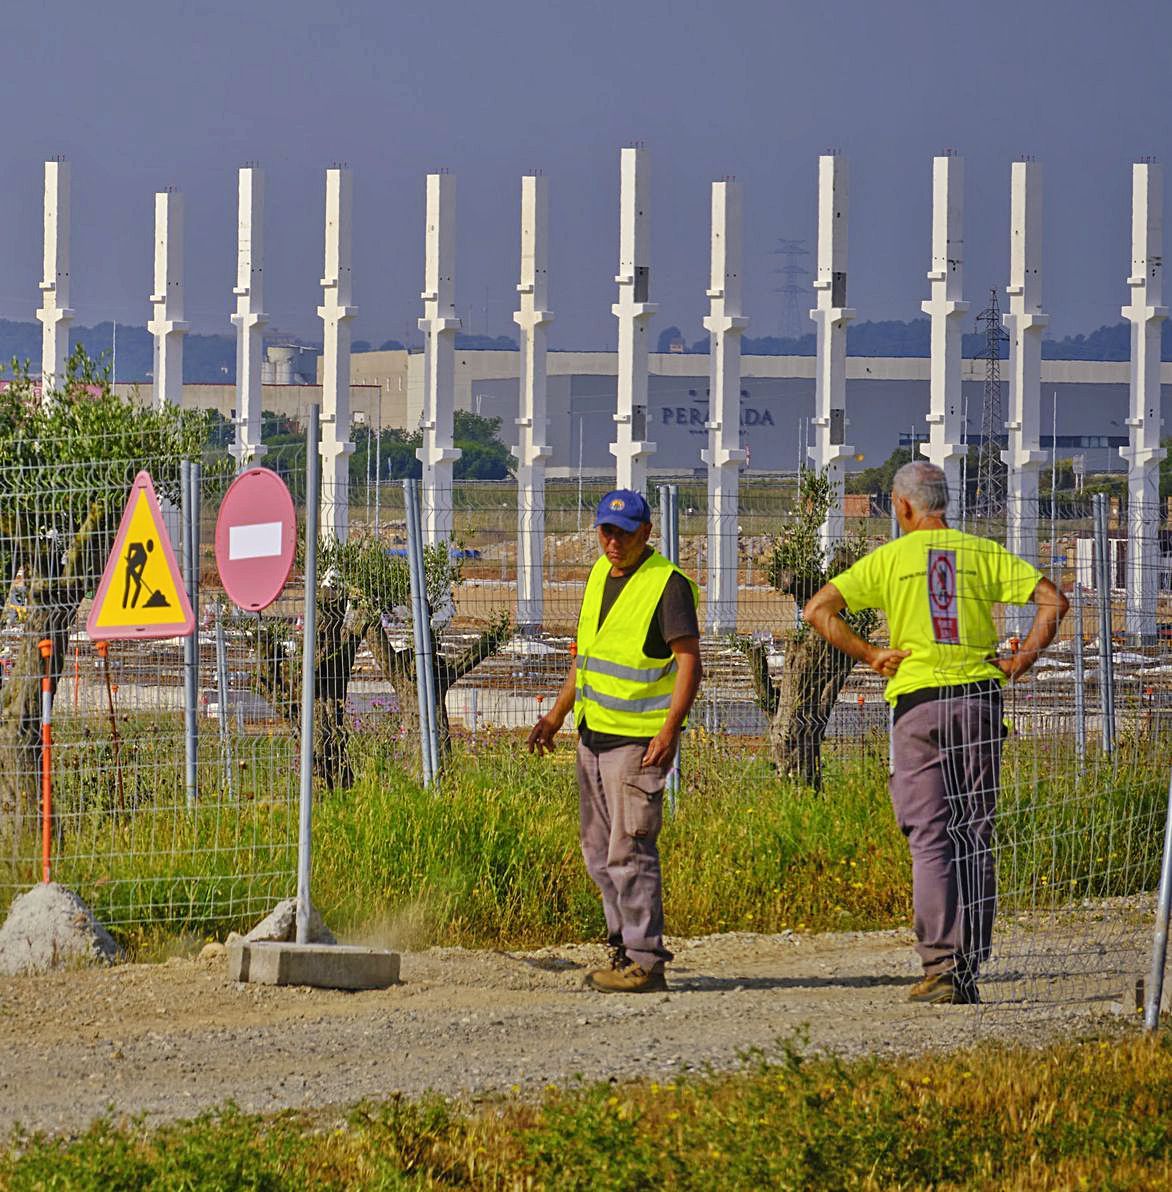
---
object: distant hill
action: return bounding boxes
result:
[673,318,1164,361]
[0,319,238,383]
[0,316,1157,380]
[0,320,520,383]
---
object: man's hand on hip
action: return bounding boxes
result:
[993,651,1035,682]
[642,727,679,769]
[527,715,561,757]
[867,647,909,679]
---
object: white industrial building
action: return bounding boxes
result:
[334,347,1151,478]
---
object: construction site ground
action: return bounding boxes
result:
[0,923,1137,1137]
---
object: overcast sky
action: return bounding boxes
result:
[2,0,1168,347]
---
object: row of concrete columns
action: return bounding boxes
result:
[30,153,1170,636]
[915,155,1166,639]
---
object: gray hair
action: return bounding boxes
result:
[892,461,949,514]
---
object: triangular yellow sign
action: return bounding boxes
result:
[87,470,195,640]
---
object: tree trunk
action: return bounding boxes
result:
[250,593,366,791]
[310,589,364,791]
[365,620,421,743]
[365,613,512,760]
[0,503,109,821]
[769,632,856,790]
[0,628,48,823]
[736,637,781,719]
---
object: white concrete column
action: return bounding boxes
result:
[317,167,356,543]
[920,153,969,522]
[513,174,554,628]
[1002,160,1049,568]
[610,146,658,492]
[1121,160,1167,640]
[810,154,855,555]
[36,159,73,404]
[230,166,268,468]
[701,179,749,634]
[417,172,462,544]
[147,189,188,411]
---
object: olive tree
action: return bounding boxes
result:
[738,469,877,789]
[0,349,204,818]
[255,535,510,789]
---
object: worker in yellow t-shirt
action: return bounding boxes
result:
[803,461,1068,1006]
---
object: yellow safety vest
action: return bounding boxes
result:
[574,551,699,737]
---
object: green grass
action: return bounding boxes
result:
[2,1033,1170,1189]
[3,728,1167,957]
[313,731,911,947]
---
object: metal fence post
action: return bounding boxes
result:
[1093,494,1115,755]
[1146,767,1172,1031]
[190,460,201,633]
[1072,581,1086,770]
[214,599,236,799]
[405,479,441,785]
[181,460,198,808]
[659,485,682,808]
[296,406,321,946]
[404,480,433,786]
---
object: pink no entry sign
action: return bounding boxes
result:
[214,467,297,612]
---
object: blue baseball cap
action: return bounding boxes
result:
[594,489,652,532]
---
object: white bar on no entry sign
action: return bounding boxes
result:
[229,521,283,560]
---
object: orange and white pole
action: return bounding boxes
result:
[37,638,53,884]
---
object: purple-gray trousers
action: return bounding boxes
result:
[577,740,673,972]
[890,692,1003,979]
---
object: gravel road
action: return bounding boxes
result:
[0,926,1134,1136]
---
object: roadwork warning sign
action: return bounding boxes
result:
[86,470,194,641]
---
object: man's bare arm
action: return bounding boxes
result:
[803,583,908,679]
[642,635,703,768]
[526,660,578,756]
[994,577,1069,682]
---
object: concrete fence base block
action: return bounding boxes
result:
[228,939,400,990]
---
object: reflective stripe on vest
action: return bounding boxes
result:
[574,550,699,737]
[578,684,675,714]
[576,655,678,684]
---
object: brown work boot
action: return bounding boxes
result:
[908,969,979,1005]
[586,960,667,994]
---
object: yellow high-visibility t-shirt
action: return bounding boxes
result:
[829,529,1042,705]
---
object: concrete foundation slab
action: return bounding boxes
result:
[229,940,400,990]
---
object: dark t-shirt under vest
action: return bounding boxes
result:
[579,549,699,753]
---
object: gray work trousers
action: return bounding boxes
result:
[577,740,673,971]
[890,692,1002,978]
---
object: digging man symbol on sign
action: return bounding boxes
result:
[122,539,171,610]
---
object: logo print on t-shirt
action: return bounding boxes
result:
[927,548,960,644]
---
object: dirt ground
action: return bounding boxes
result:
[0,924,1141,1137]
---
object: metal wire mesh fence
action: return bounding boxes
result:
[976,494,1172,1012]
[0,429,303,946]
[2,387,1170,1017]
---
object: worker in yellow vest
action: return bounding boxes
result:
[803,461,1068,1005]
[528,490,702,993]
